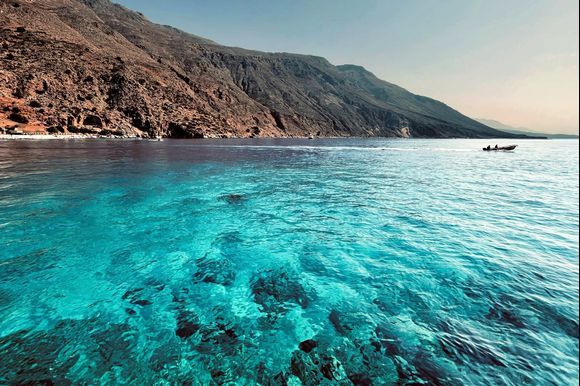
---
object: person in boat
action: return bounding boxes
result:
[494,144,498,149]
[486,145,491,150]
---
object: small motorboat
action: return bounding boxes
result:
[483,145,517,151]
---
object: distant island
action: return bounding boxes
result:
[1,0,527,139]
[475,119,578,140]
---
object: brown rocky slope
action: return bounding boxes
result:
[0,0,521,138]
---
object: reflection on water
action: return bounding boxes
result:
[0,138,578,384]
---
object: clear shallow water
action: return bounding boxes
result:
[0,138,578,385]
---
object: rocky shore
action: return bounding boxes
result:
[0,133,137,140]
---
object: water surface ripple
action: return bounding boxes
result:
[0,138,578,385]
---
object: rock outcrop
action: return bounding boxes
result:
[0,0,520,138]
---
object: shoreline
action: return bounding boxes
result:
[1,134,574,141]
[0,134,142,140]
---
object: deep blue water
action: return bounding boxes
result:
[0,138,578,385]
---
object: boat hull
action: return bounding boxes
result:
[483,145,518,151]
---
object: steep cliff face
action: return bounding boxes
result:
[0,0,517,138]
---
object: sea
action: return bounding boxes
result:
[0,138,578,385]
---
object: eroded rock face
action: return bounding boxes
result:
[168,122,205,138]
[8,111,28,124]
[83,114,104,128]
[0,0,518,138]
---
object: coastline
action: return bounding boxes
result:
[1,133,568,141]
[0,134,141,140]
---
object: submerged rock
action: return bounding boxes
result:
[192,254,236,286]
[412,349,458,386]
[373,325,402,357]
[144,277,167,292]
[251,269,310,317]
[290,350,323,385]
[290,348,349,386]
[299,339,318,353]
[122,287,152,307]
[175,310,201,339]
[332,335,399,385]
[486,302,526,328]
[256,362,291,386]
[0,328,75,385]
[92,322,138,368]
[195,320,241,356]
[266,371,290,386]
[319,354,348,382]
[0,319,139,383]
[219,193,245,205]
[329,310,352,337]
[148,341,181,372]
[348,372,373,385]
[328,309,375,340]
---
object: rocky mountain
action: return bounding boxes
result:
[475,119,577,139]
[0,0,521,138]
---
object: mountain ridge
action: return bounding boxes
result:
[475,119,577,139]
[0,0,523,139]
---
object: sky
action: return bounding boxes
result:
[116,0,579,134]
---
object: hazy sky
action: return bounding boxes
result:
[116,0,579,134]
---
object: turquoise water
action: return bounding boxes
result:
[0,138,578,385]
